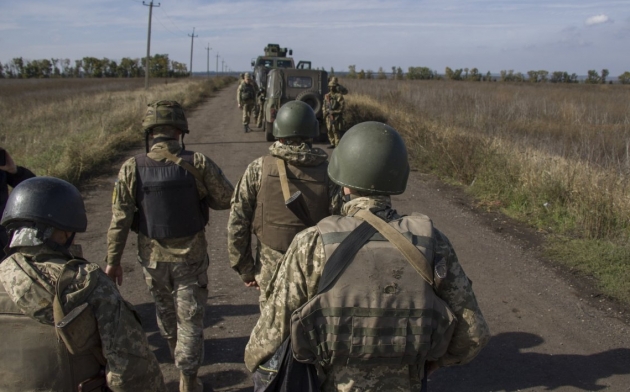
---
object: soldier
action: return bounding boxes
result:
[105,101,234,392]
[0,176,166,392]
[227,101,341,309]
[245,122,490,391]
[328,76,349,95]
[237,72,259,133]
[0,147,35,258]
[255,86,266,129]
[322,77,345,148]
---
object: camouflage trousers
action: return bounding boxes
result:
[242,101,255,125]
[141,256,209,376]
[255,99,265,127]
[320,364,424,391]
[326,116,343,146]
[255,242,285,310]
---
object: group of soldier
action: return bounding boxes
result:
[0,80,490,392]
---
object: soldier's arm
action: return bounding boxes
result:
[195,153,234,210]
[86,271,167,392]
[227,158,262,282]
[237,83,242,106]
[106,159,137,267]
[433,228,490,367]
[244,227,324,371]
[333,96,345,114]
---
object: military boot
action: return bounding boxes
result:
[180,372,203,392]
[167,338,177,360]
[244,125,249,133]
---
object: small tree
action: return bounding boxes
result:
[618,71,630,84]
[586,70,600,84]
[347,65,357,79]
[601,69,609,84]
[330,67,335,76]
[396,67,404,80]
[358,69,366,79]
[377,67,387,79]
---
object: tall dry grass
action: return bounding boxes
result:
[342,79,630,303]
[0,77,235,183]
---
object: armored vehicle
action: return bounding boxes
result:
[263,68,328,142]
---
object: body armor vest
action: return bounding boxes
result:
[240,82,255,102]
[252,155,330,252]
[135,151,206,239]
[291,214,457,367]
[0,280,101,391]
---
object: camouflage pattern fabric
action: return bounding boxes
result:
[141,256,209,376]
[242,102,255,126]
[323,92,345,146]
[0,245,167,392]
[107,140,234,266]
[245,196,490,390]
[106,139,233,376]
[255,90,266,128]
[227,142,342,306]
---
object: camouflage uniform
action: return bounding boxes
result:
[227,141,342,307]
[0,237,167,392]
[255,87,266,128]
[322,89,345,146]
[237,78,259,128]
[106,139,234,377]
[245,196,490,391]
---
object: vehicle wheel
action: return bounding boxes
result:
[296,90,323,115]
[265,122,275,142]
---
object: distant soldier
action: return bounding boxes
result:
[227,101,341,309]
[105,101,234,392]
[255,86,266,129]
[237,72,259,133]
[322,78,345,148]
[245,122,490,391]
[0,177,166,392]
[328,76,348,95]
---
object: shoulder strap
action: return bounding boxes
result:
[147,150,209,194]
[355,209,434,286]
[275,158,292,201]
[317,221,377,294]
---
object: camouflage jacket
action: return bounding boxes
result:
[245,196,490,390]
[0,245,167,392]
[227,142,342,282]
[237,80,259,105]
[107,140,234,265]
[323,92,345,117]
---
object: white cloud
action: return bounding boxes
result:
[585,14,612,26]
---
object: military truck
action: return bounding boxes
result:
[263,68,328,142]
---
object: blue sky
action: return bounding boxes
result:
[1,0,629,75]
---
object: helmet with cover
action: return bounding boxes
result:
[328,122,409,195]
[272,101,319,139]
[1,177,87,233]
[141,100,189,134]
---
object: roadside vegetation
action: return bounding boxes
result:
[0,76,235,183]
[342,78,630,305]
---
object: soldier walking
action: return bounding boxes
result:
[0,177,166,391]
[245,122,490,391]
[237,73,259,133]
[105,101,234,392]
[322,78,345,148]
[227,101,341,309]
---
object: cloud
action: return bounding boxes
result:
[585,14,612,26]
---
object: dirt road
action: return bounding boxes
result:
[76,84,630,391]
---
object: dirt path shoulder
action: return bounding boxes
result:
[77,85,630,392]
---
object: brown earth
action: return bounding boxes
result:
[76,84,630,392]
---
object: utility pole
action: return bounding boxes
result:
[205,44,212,79]
[143,1,160,89]
[216,53,219,75]
[222,59,225,74]
[188,27,198,77]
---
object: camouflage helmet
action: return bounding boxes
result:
[273,101,319,139]
[328,122,409,195]
[1,177,87,232]
[328,77,339,87]
[244,72,251,80]
[141,100,189,133]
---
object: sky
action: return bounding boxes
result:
[1,0,629,76]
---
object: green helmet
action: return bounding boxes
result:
[141,100,189,133]
[273,101,319,139]
[328,122,409,195]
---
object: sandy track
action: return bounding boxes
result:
[76,84,630,392]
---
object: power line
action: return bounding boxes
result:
[160,7,188,36]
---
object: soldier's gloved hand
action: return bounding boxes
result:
[105,264,124,286]
[238,104,242,109]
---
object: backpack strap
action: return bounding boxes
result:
[317,221,377,294]
[355,208,434,286]
[275,158,292,202]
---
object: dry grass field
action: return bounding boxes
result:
[0,76,235,183]
[342,79,630,304]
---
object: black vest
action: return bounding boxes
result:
[135,151,206,239]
